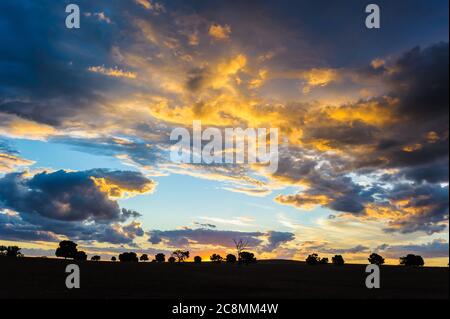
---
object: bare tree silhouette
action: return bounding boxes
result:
[233,239,248,262]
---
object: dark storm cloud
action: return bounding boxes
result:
[0,170,117,222]
[0,0,149,127]
[0,169,153,244]
[303,120,379,148]
[392,43,449,121]
[276,43,449,235]
[355,43,449,174]
[300,43,449,178]
[0,1,109,126]
[391,160,449,184]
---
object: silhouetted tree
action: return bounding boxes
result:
[306,253,321,265]
[400,254,425,267]
[368,253,385,266]
[172,250,190,263]
[332,255,345,266]
[74,251,87,261]
[319,257,329,265]
[210,254,224,263]
[111,256,117,262]
[234,239,248,262]
[155,253,166,263]
[194,256,202,263]
[1,246,23,258]
[226,254,237,263]
[91,255,101,261]
[239,252,257,265]
[55,240,78,259]
[140,254,149,262]
[168,256,176,263]
[119,252,139,262]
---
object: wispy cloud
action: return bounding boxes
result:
[87,66,137,79]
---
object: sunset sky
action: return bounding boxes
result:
[0,0,448,266]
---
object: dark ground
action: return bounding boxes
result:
[0,257,448,299]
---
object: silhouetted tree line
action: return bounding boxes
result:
[0,241,430,269]
[304,252,427,267]
[0,245,23,258]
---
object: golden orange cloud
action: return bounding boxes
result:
[208,24,231,40]
[0,153,35,173]
[91,176,156,199]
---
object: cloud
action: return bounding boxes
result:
[262,231,295,252]
[0,113,56,140]
[122,221,145,239]
[148,227,265,248]
[0,140,34,173]
[274,154,375,214]
[380,183,449,235]
[147,226,295,254]
[85,12,112,24]
[209,24,231,40]
[275,193,331,210]
[0,1,448,253]
[0,169,154,244]
[0,153,34,173]
[376,240,449,259]
[303,243,370,255]
[198,216,255,227]
[222,187,272,197]
[87,66,137,79]
[193,222,216,229]
[0,211,59,242]
[135,0,165,13]
[300,68,340,93]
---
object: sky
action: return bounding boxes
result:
[0,0,448,266]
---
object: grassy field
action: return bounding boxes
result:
[0,257,448,299]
